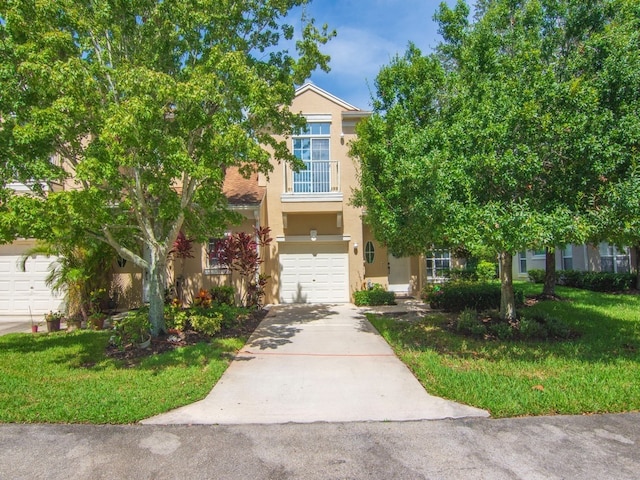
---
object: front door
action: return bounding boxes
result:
[387,254,410,295]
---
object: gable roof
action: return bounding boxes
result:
[295,83,361,111]
[222,167,265,206]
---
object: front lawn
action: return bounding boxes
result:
[0,329,245,424]
[369,283,640,417]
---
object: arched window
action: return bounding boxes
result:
[364,241,375,264]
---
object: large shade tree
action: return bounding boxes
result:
[0,0,333,335]
[352,0,636,320]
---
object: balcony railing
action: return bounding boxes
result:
[283,160,340,195]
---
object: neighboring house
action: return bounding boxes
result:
[513,242,637,280]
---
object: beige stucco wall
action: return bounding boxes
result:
[261,86,366,303]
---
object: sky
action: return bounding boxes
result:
[293,0,458,110]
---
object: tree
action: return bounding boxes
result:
[352,0,630,321]
[0,0,333,335]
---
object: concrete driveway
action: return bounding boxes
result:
[143,303,488,425]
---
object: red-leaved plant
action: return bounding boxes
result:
[213,227,272,308]
[169,231,194,304]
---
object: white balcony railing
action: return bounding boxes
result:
[283,160,340,195]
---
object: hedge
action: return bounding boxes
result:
[353,285,396,306]
[423,281,524,312]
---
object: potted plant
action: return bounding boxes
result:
[44,311,63,332]
[88,288,107,330]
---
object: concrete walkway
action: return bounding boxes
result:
[142,303,488,425]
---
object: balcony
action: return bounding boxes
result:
[281,160,343,205]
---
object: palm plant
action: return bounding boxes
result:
[21,240,116,320]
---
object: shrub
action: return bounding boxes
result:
[527,269,546,284]
[476,261,497,282]
[213,303,249,329]
[455,309,486,336]
[192,288,212,308]
[447,268,477,282]
[164,305,189,331]
[353,284,396,306]
[113,310,151,347]
[188,308,223,336]
[517,311,573,340]
[557,271,636,292]
[426,281,524,312]
[489,321,514,340]
[518,317,548,339]
[210,285,236,306]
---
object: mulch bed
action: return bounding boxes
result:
[105,308,267,363]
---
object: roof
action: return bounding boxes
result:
[222,167,265,206]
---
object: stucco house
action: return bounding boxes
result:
[165,83,434,306]
[0,84,438,316]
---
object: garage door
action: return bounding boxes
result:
[0,244,65,316]
[279,243,349,303]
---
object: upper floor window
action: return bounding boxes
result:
[292,122,331,193]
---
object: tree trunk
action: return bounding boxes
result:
[542,248,556,298]
[148,249,168,337]
[498,251,516,321]
[635,245,640,291]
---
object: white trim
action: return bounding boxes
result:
[281,192,343,203]
[276,235,351,243]
[295,83,360,111]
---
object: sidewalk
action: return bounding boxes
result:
[142,303,488,425]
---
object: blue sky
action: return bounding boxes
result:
[296,0,458,110]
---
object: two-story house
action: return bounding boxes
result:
[0,84,434,315]
[168,83,426,306]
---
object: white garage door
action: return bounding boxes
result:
[279,243,349,303]
[0,244,65,316]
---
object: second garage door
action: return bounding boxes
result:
[279,243,349,303]
[0,242,65,316]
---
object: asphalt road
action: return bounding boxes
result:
[1,413,638,479]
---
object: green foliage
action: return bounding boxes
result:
[557,271,636,292]
[425,282,524,312]
[0,1,334,336]
[113,310,151,347]
[164,306,189,332]
[455,309,486,337]
[188,309,223,337]
[353,284,396,306]
[351,0,640,321]
[528,269,546,284]
[209,285,236,307]
[476,261,497,282]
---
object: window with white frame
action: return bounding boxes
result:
[599,242,630,273]
[561,245,573,270]
[292,122,331,193]
[533,249,546,258]
[518,251,527,273]
[426,250,451,279]
[206,237,230,274]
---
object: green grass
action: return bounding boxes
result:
[0,330,245,424]
[369,283,640,418]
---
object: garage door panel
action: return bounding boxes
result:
[0,248,64,315]
[279,244,348,304]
